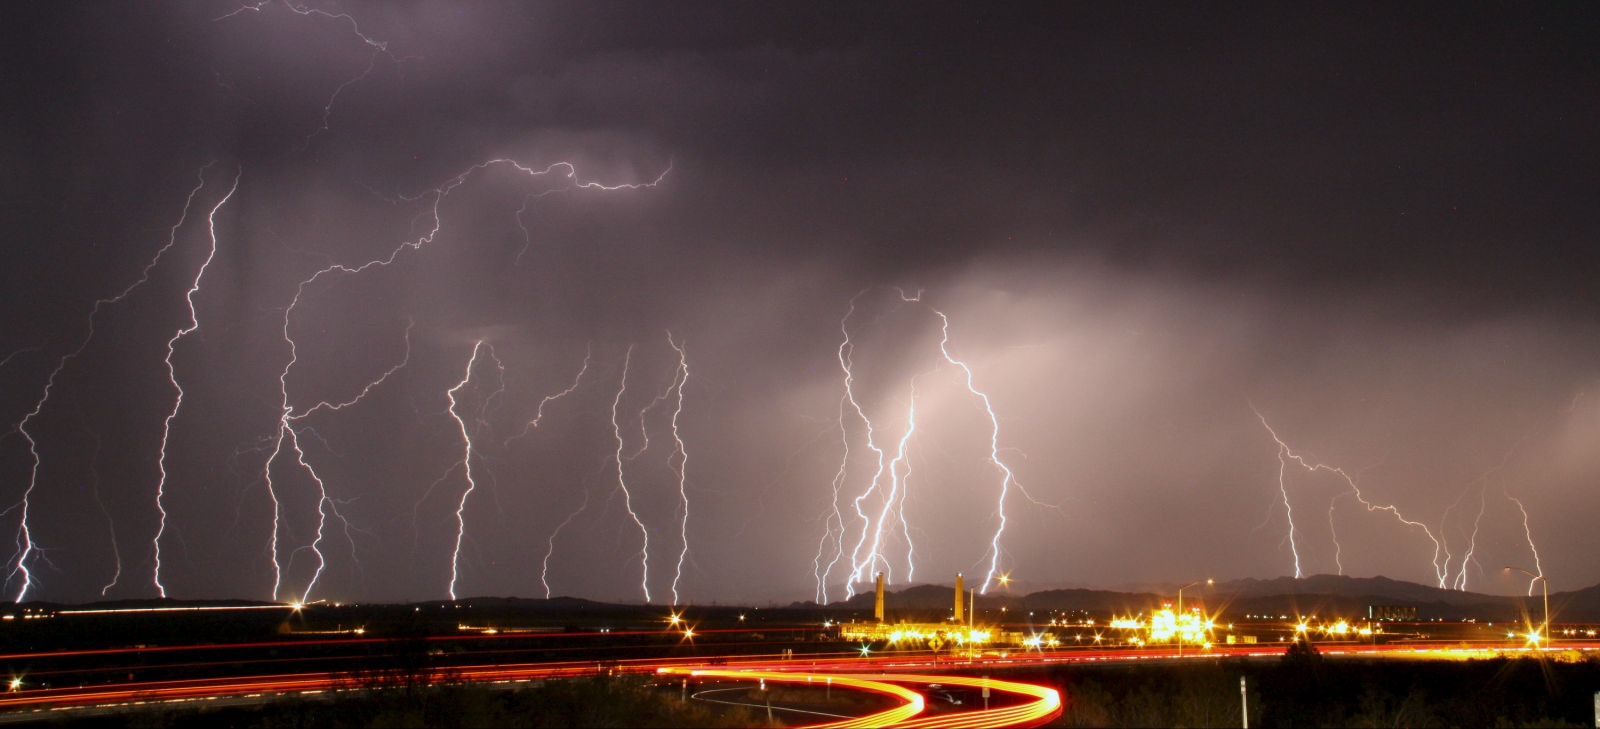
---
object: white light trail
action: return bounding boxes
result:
[152,171,241,598]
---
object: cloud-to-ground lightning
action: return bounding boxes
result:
[1507,494,1544,596]
[446,341,495,601]
[152,171,242,597]
[927,304,1049,593]
[610,347,653,603]
[258,158,664,602]
[81,429,122,597]
[818,290,1052,601]
[811,388,853,605]
[824,294,888,600]
[502,344,592,446]
[4,164,219,602]
[1440,443,1523,591]
[850,379,918,590]
[1255,409,1450,586]
[665,334,692,606]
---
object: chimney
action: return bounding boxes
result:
[954,573,965,622]
[874,573,885,623]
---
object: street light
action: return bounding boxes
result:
[1505,567,1548,649]
[1176,579,1212,657]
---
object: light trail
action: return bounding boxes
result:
[1255,410,1447,585]
[4,164,219,602]
[611,347,653,603]
[57,604,295,615]
[152,171,241,598]
[877,673,1062,729]
[663,668,925,729]
[665,333,692,606]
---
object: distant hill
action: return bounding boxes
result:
[794,574,1595,622]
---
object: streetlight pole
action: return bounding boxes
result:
[1506,567,1549,649]
[1176,579,1212,657]
[969,585,977,664]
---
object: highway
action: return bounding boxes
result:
[0,637,1593,727]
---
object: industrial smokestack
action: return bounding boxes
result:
[874,573,885,623]
[955,573,964,622]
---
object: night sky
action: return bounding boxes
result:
[2,3,1598,605]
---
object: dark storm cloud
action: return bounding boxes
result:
[0,2,1597,604]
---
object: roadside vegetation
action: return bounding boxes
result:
[44,675,770,728]
[1039,646,1600,728]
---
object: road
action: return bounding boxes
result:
[1,639,1592,727]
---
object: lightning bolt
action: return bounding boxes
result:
[1507,494,1543,596]
[1327,492,1345,576]
[811,389,852,605]
[446,341,495,601]
[261,158,664,601]
[848,378,918,592]
[502,343,592,446]
[152,170,241,598]
[928,305,1043,593]
[1255,410,1448,586]
[823,290,1048,600]
[214,1,403,146]
[610,347,652,603]
[1453,485,1488,590]
[81,428,121,597]
[665,334,692,606]
[541,486,591,600]
[1442,442,1524,591]
[829,293,888,600]
[5,164,219,602]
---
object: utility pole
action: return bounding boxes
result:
[1240,676,1249,729]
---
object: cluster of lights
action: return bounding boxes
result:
[1021,634,1061,650]
[1110,608,1214,645]
[1292,619,1375,637]
[882,628,992,645]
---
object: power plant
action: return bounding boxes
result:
[838,574,1030,652]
